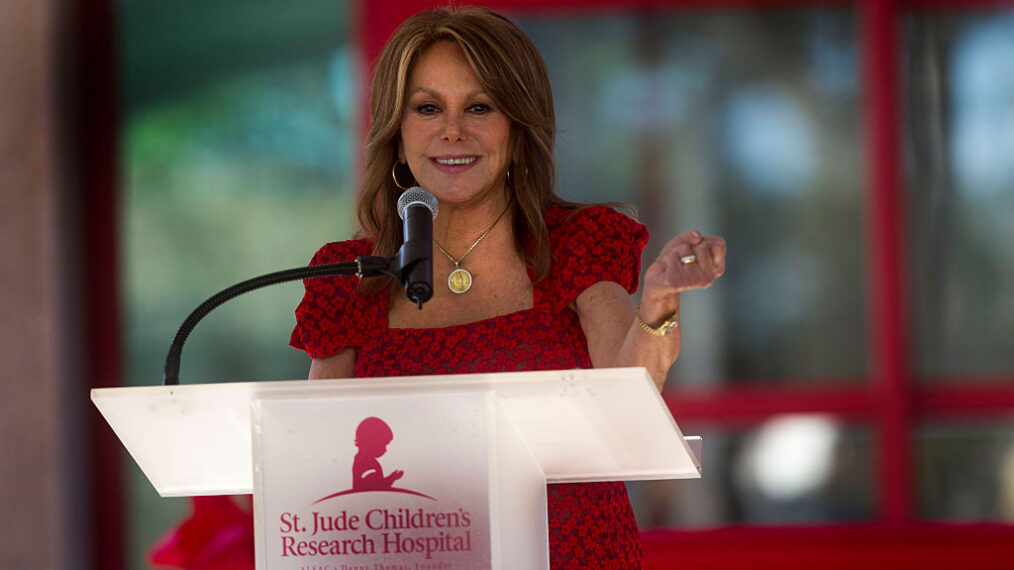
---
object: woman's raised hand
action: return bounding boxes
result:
[640,230,726,320]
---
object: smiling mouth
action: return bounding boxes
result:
[433,156,477,166]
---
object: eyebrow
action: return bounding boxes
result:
[407,86,488,99]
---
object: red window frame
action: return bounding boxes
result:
[356,0,1014,567]
[79,0,1014,568]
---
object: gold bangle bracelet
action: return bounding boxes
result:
[635,300,680,336]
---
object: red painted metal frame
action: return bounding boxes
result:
[82,0,1014,567]
[357,0,1014,567]
[663,380,1014,427]
[664,386,877,427]
[862,0,914,523]
[641,524,1014,569]
[358,0,858,65]
[917,382,1014,418]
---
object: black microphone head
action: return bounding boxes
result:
[397,187,439,221]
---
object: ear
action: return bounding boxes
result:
[509,129,523,168]
[396,139,405,163]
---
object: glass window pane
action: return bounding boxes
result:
[906,9,1014,380]
[917,422,1014,521]
[516,8,866,390]
[119,1,352,566]
[627,416,874,527]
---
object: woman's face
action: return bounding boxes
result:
[399,41,512,207]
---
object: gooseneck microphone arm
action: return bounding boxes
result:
[162,187,438,387]
[162,256,393,386]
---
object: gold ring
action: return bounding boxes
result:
[680,254,697,264]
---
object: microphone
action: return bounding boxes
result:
[396,187,439,308]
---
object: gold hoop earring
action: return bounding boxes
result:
[392,162,413,190]
[506,164,527,187]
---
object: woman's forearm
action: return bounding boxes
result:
[611,295,682,391]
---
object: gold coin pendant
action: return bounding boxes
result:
[448,268,472,294]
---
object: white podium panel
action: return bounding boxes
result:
[92,367,701,497]
[252,392,507,569]
[491,401,549,569]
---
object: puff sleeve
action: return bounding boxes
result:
[544,205,649,312]
[289,239,378,359]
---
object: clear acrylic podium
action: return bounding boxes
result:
[93,367,701,569]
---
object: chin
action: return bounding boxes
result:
[433,182,503,205]
[429,187,483,204]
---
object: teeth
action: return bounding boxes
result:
[434,157,476,166]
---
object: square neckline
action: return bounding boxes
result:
[383,267,540,332]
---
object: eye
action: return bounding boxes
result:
[469,103,492,114]
[415,103,439,115]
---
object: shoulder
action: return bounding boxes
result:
[309,238,374,266]
[539,204,650,309]
[290,237,380,359]
[302,237,378,302]
[545,204,649,253]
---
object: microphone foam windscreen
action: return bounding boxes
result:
[396,187,439,220]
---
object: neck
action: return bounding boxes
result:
[434,193,512,252]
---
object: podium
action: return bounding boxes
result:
[93,367,701,569]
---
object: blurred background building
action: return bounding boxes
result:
[2,0,1013,568]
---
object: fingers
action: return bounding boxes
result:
[680,229,703,245]
[660,230,703,259]
[647,231,726,295]
[695,236,726,276]
[690,236,724,278]
[661,231,723,267]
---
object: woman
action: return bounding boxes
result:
[291,6,724,567]
[152,6,725,569]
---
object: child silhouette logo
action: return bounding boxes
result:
[353,417,403,491]
[313,416,435,504]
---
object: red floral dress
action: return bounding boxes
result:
[151,205,649,569]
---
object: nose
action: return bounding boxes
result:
[441,116,466,142]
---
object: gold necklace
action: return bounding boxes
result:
[433,203,510,294]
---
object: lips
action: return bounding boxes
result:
[429,155,479,174]
[433,156,477,166]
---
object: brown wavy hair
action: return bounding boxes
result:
[356,6,577,294]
